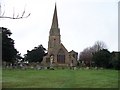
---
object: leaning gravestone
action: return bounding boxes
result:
[86,67,89,70]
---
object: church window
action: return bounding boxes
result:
[54,38,56,47]
[73,54,75,58]
[57,49,65,63]
[46,58,50,63]
[72,60,73,63]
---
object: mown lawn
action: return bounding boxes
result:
[0,67,2,89]
[2,68,118,88]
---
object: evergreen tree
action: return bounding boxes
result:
[109,52,120,70]
[1,27,18,63]
[24,45,46,63]
[92,49,111,68]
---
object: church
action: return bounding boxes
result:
[41,4,78,67]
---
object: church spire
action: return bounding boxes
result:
[51,3,59,28]
[50,3,60,36]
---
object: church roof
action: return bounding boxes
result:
[69,50,78,54]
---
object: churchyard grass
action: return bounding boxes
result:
[0,67,2,89]
[2,68,118,88]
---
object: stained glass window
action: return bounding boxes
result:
[57,49,65,63]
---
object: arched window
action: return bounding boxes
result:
[57,49,65,63]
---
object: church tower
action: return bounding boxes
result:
[41,4,78,67]
[48,4,61,55]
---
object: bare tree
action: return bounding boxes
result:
[79,41,107,67]
[0,4,31,19]
[92,41,107,52]
[79,47,93,67]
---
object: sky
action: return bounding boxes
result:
[0,0,119,56]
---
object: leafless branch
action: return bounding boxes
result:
[0,4,31,19]
[13,8,15,19]
[2,10,5,16]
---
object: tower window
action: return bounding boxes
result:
[54,38,56,47]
